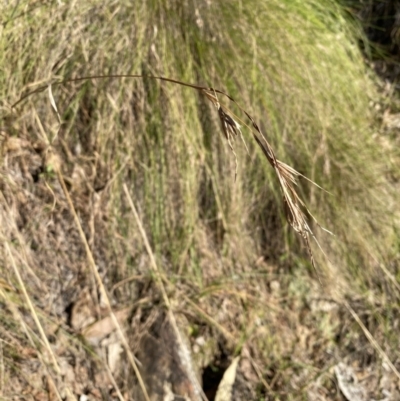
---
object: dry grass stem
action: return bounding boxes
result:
[344,300,400,382]
[123,184,208,401]
[42,81,150,399]
[4,244,65,401]
[57,171,151,401]
[5,243,60,374]
[182,295,235,346]
[0,340,3,396]
[14,74,332,272]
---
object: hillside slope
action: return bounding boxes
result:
[1,1,399,399]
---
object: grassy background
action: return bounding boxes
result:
[1,0,399,399]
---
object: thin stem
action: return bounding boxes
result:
[57,170,151,401]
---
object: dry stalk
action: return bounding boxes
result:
[123,184,208,401]
[0,339,3,395]
[182,295,235,345]
[56,170,151,401]
[4,243,65,401]
[31,85,150,401]
[344,300,400,382]
[14,74,332,274]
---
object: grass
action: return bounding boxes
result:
[16,73,332,278]
[0,0,399,399]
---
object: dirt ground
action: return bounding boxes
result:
[1,130,400,400]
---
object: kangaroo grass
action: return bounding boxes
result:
[13,74,332,277]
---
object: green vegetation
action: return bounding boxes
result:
[0,0,399,399]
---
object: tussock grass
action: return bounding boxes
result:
[1,0,399,398]
[16,74,332,277]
